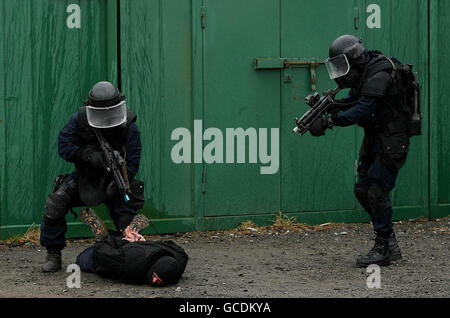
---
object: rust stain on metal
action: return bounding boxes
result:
[283,61,325,67]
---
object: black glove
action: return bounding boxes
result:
[77,146,105,170]
[309,117,334,137]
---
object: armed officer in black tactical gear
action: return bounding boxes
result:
[309,35,411,267]
[39,81,143,272]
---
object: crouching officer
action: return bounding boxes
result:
[40,81,143,272]
[309,35,414,267]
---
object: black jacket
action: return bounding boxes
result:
[58,109,142,181]
[92,237,189,285]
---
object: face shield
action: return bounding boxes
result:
[86,100,127,129]
[325,54,351,80]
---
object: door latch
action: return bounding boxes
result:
[254,57,325,91]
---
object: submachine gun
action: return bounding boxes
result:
[95,130,132,204]
[292,87,357,136]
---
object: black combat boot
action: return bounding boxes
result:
[388,231,402,262]
[356,232,391,267]
[42,250,62,272]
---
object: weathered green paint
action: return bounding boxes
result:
[120,0,196,225]
[106,0,118,86]
[202,0,281,217]
[0,0,448,240]
[429,0,450,218]
[254,57,286,70]
[0,0,5,225]
[0,0,115,238]
[281,0,357,214]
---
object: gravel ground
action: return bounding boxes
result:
[0,217,448,298]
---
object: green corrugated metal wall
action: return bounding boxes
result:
[0,0,448,239]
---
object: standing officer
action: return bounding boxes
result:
[309,35,413,267]
[40,81,143,272]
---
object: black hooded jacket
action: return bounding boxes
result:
[92,237,189,285]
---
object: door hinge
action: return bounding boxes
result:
[201,169,206,193]
[354,6,359,30]
[201,6,207,29]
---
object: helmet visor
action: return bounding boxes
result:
[325,54,351,80]
[86,100,127,129]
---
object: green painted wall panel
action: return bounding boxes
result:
[0,0,113,235]
[430,0,450,217]
[120,0,196,221]
[0,0,6,225]
[202,0,281,217]
[3,0,36,226]
[281,0,357,213]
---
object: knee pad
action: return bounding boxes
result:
[43,189,71,222]
[354,184,372,216]
[367,184,391,218]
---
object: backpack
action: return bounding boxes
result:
[364,51,422,137]
[389,57,422,137]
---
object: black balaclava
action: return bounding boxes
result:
[145,256,179,286]
[329,35,367,89]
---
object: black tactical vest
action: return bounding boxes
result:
[351,52,410,135]
[355,52,411,170]
[74,107,138,205]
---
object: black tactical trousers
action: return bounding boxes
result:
[356,140,403,234]
[40,172,137,252]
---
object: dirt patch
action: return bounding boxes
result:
[0,216,448,298]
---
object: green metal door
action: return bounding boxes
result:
[0,0,118,238]
[355,0,429,220]
[202,0,281,220]
[120,0,197,233]
[280,0,358,220]
[429,0,450,218]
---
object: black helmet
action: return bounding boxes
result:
[84,81,127,129]
[326,35,366,88]
[329,34,366,66]
[85,81,125,107]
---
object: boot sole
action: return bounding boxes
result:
[390,252,402,262]
[80,207,109,240]
[42,265,62,273]
[356,258,391,268]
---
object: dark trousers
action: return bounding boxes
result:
[356,142,402,234]
[40,172,136,252]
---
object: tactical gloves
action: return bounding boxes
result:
[77,146,105,169]
[309,116,335,137]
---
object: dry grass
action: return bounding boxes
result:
[5,223,41,246]
[218,212,348,238]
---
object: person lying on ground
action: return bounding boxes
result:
[76,208,189,286]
